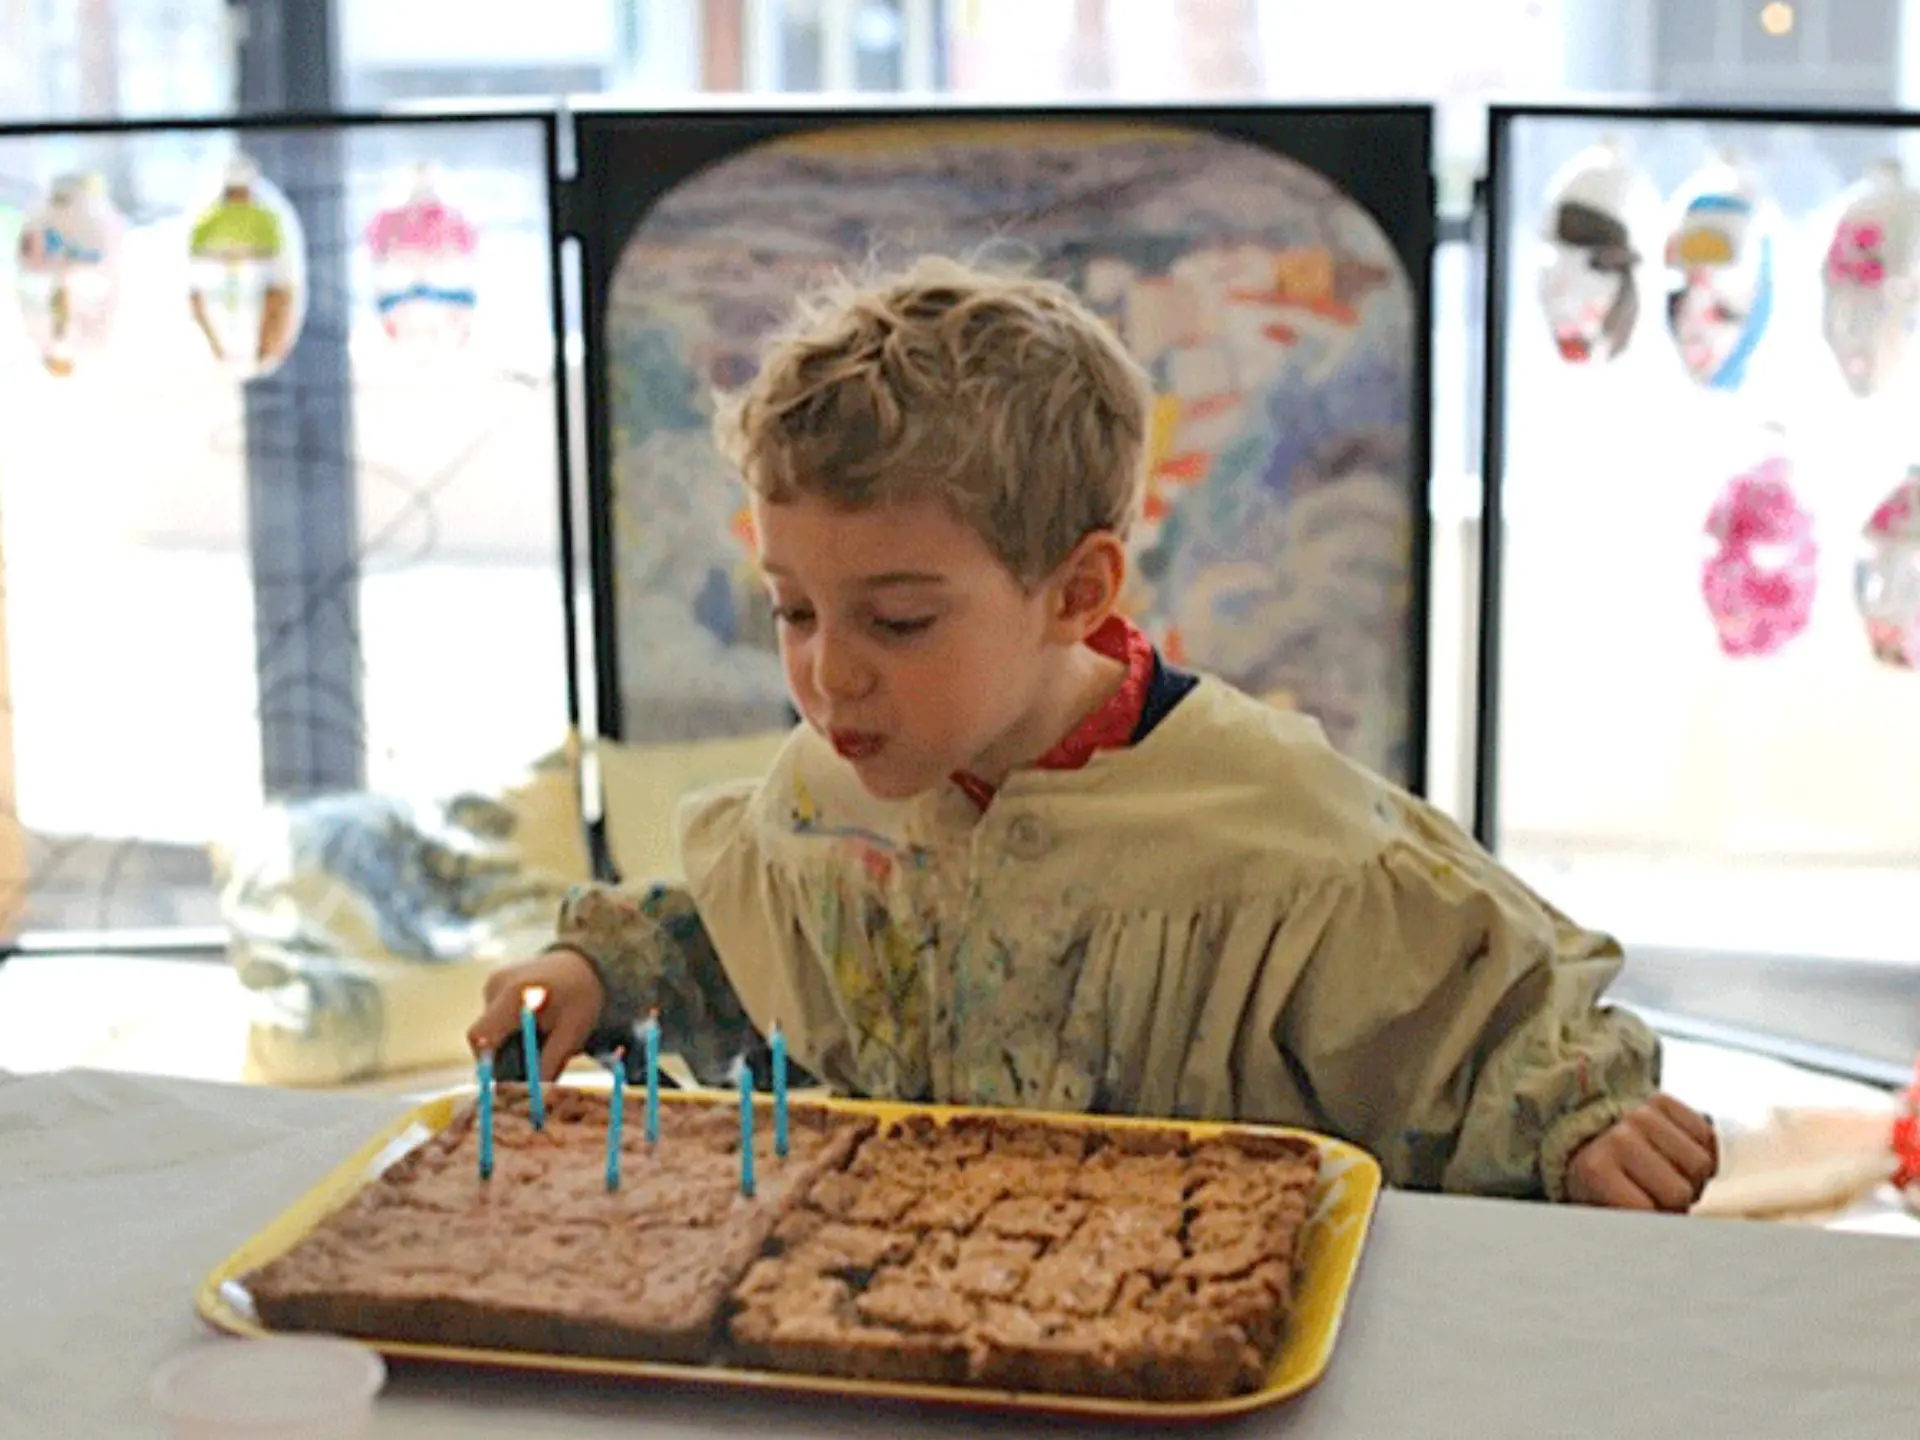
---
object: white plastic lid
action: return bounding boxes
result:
[150,1337,386,1438]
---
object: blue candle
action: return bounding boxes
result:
[642,1011,661,1146]
[734,1057,756,1199]
[476,1048,495,1181]
[770,1023,789,1160]
[520,988,546,1131]
[605,1049,626,1192]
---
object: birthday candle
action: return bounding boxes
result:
[476,1048,495,1181]
[734,1056,756,1199]
[770,1023,789,1160]
[521,987,546,1131]
[605,1049,626,1192]
[642,1010,661,1146]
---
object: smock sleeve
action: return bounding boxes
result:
[1275,796,1661,1199]
[546,880,759,1084]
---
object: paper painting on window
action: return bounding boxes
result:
[187,156,306,379]
[365,166,479,351]
[15,173,123,377]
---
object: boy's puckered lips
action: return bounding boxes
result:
[829,729,887,760]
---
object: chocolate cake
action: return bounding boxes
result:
[244,1086,871,1363]
[242,1093,1321,1401]
[728,1116,1320,1400]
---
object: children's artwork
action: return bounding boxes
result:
[600,122,1420,782]
[186,156,306,379]
[1855,466,1920,669]
[14,173,123,377]
[1821,159,1920,399]
[365,166,479,349]
[1663,153,1775,391]
[1700,450,1818,659]
[1537,138,1659,364]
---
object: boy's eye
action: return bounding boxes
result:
[772,604,815,628]
[874,616,936,638]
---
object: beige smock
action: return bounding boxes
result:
[557,678,1659,1199]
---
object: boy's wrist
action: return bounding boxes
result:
[1540,1099,1631,1202]
[538,944,615,1025]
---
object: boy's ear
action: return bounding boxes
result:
[1047,531,1128,641]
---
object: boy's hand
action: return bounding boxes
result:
[1565,1094,1719,1213]
[467,949,606,1082]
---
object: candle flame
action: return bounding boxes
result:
[523,985,548,1011]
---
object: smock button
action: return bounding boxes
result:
[1004,813,1053,860]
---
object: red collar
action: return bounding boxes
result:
[951,616,1154,810]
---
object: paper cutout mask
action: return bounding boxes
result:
[187,156,307,379]
[365,167,479,349]
[1701,454,1817,658]
[1538,140,1659,364]
[1856,467,1920,669]
[1664,154,1776,391]
[15,173,123,376]
[1822,160,1920,399]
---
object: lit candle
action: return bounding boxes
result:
[733,1056,756,1199]
[476,1047,495,1181]
[605,1048,626,1192]
[770,1022,789,1160]
[521,985,547,1131]
[642,1010,661,1146]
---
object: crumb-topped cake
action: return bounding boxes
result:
[244,1087,872,1363]
[242,1093,1321,1401]
[730,1116,1319,1400]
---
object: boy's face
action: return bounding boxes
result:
[754,494,1087,800]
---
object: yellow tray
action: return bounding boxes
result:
[198,1090,1381,1423]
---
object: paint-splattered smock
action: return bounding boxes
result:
[553,659,1658,1201]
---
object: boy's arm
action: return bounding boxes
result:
[1279,840,1663,1200]
[550,882,762,1086]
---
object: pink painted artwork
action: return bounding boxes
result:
[1856,467,1920,669]
[1821,160,1920,399]
[1701,455,1818,659]
[364,170,480,349]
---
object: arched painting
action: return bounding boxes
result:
[601,121,1419,782]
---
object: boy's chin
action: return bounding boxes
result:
[842,756,943,802]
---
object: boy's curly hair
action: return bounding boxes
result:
[716,255,1151,586]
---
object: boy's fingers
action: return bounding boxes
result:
[1569,1140,1656,1210]
[1637,1107,1717,1190]
[1649,1093,1718,1155]
[540,1006,595,1082]
[1617,1131,1697,1213]
[466,986,523,1059]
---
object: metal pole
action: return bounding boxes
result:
[232,0,365,797]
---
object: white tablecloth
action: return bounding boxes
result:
[4,1068,1917,1440]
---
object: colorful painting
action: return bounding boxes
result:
[365,165,479,350]
[1857,467,1920,670]
[1537,139,1660,366]
[15,173,123,377]
[1663,154,1776,391]
[1822,159,1920,400]
[601,122,1419,782]
[187,155,307,379]
[1700,449,1817,660]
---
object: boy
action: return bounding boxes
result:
[470,257,1716,1212]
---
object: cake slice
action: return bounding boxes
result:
[245,1088,871,1363]
[723,1114,1322,1401]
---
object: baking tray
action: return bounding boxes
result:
[198,1090,1381,1422]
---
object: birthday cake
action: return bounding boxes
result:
[241,1089,1321,1402]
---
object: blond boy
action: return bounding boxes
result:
[471,258,1715,1211]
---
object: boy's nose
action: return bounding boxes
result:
[813,632,874,701]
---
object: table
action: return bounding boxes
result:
[4,1069,1917,1439]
